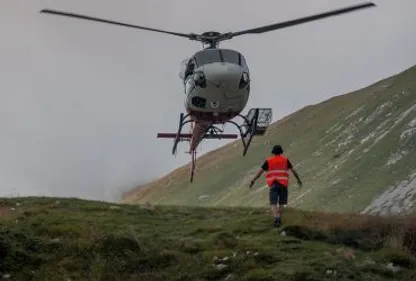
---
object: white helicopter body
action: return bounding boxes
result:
[179,48,250,123]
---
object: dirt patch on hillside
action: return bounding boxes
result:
[0,206,14,219]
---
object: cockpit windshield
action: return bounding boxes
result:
[194,50,221,66]
[193,49,248,69]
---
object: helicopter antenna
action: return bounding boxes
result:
[40,2,375,49]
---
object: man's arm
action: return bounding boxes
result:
[288,159,302,187]
[291,169,302,184]
[249,161,267,188]
[251,169,264,182]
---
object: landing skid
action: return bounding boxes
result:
[157,108,272,182]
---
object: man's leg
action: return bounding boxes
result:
[269,185,280,227]
[277,186,288,225]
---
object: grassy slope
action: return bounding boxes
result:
[1,197,416,281]
[123,65,416,215]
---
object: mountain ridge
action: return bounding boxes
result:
[122,65,416,216]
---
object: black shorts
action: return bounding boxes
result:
[269,182,288,205]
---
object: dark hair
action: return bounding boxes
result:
[271,145,283,155]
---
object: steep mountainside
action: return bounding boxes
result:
[122,65,416,215]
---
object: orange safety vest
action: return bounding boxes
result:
[265,155,290,187]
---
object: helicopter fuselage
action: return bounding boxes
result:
[179,48,250,124]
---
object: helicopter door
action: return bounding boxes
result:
[179,58,189,80]
[184,58,196,79]
[179,58,196,80]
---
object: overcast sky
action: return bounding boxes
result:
[1,0,415,201]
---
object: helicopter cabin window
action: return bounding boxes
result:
[193,49,247,69]
[239,54,248,69]
[185,58,196,79]
[220,49,240,65]
[194,50,222,66]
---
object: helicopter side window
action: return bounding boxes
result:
[239,54,248,70]
[185,58,196,79]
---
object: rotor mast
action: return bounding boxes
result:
[199,32,222,49]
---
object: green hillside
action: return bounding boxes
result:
[123,65,416,215]
[1,197,415,281]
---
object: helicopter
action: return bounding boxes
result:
[40,2,376,182]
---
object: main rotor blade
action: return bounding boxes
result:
[230,2,376,37]
[40,9,193,39]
